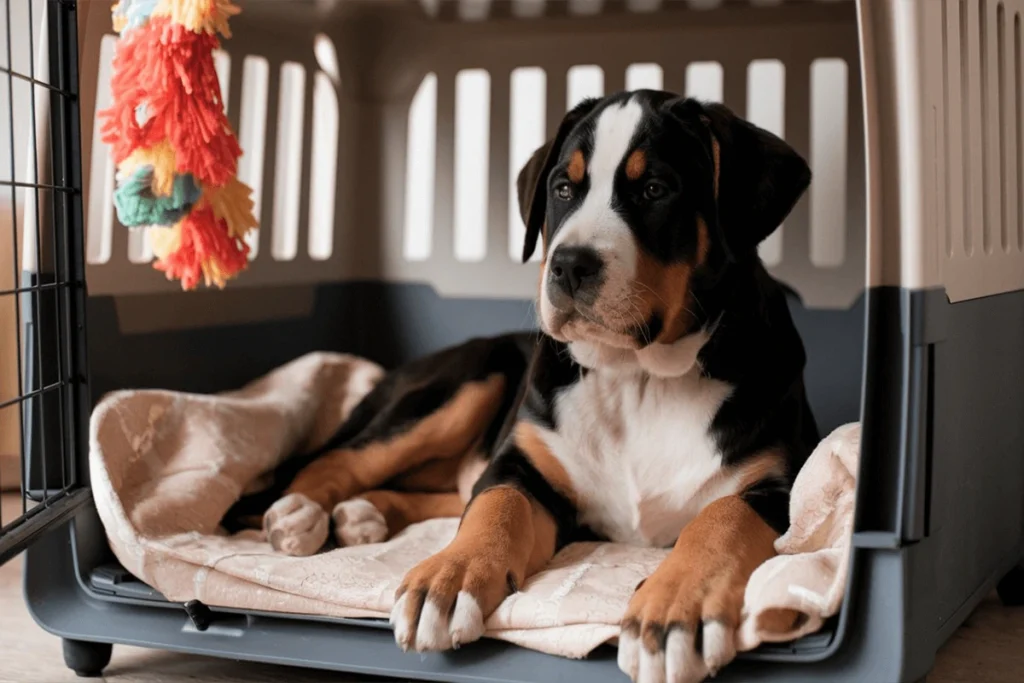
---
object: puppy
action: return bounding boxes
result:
[388,92,819,683]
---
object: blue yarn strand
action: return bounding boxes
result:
[114,167,202,228]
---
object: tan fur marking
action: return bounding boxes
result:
[710,134,721,199]
[514,422,578,505]
[567,149,586,184]
[621,495,779,645]
[397,486,558,625]
[390,457,461,493]
[696,216,711,266]
[634,249,694,344]
[285,374,505,513]
[625,148,646,180]
[359,490,465,537]
[735,451,787,493]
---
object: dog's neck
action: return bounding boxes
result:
[567,325,715,379]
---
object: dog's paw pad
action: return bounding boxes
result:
[332,498,388,547]
[263,493,329,556]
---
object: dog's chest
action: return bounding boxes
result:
[548,369,734,547]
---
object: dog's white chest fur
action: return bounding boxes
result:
[546,367,734,547]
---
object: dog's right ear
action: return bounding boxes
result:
[517,98,599,263]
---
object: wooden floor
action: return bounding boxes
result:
[1,494,1023,683]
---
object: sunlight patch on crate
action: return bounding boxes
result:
[567,65,604,110]
[238,55,269,259]
[747,59,786,267]
[810,57,848,268]
[685,61,723,102]
[309,71,339,261]
[85,34,118,266]
[454,68,491,262]
[404,73,437,262]
[626,63,663,91]
[271,62,306,262]
[509,67,546,261]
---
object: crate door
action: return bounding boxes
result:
[0,0,91,566]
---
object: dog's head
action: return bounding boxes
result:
[517,91,810,372]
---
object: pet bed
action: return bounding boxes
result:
[89,351,859,659]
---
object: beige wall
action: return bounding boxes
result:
[1,201,22,490]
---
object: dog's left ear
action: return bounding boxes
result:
[517,98,600,263]
[676,100,811,258]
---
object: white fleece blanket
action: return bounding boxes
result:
[90,351,859,659]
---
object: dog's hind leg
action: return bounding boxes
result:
[332,491,465,546]
[264,374,505,555]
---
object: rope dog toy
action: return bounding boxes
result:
[100,0,257,290]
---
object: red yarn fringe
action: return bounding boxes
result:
[99,17,241,188]
[153,206,250,290]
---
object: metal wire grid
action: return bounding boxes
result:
[0,0,90,565]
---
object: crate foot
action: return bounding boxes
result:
[997,564,1024,606]
[62,639,112,678]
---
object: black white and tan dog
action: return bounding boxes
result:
[224,90,820,683]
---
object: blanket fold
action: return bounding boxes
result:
[90,351,859,659]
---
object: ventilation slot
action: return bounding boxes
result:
[567,65,604,110]
[569,0,603,15]
[213,49,230,115]
[238,55,269,259]
[747,59,786,267]
[86,34,117,265]
[512,0,545,18]
[997,1,1011,253]
[404,74,437,262]
[626,63,664,91]
[308,71,338,261]
[459,0,491,21]
[509,67,546,261]
[809,58,848,268]
[626,0,663,12]
[685,61,723,102]
[271,62,306,262]
[454,69,491,262]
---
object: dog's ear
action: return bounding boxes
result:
[672,99,811,258]
[517,98,600,263]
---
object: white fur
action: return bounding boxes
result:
[541,357,736,548]
[541,99,645,333]
[332,498,388,547]
[390,590,485,652]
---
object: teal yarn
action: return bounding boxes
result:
[114,167,202,228]
[114,0,160,31]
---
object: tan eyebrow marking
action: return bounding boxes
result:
[625,149,647,180]
[567,149,586,184]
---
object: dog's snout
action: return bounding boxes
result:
[549,246,604,298]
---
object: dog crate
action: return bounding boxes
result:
[1,0,1024,681]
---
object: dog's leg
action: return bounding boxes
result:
[390,485,557,651]
[263,374,504,556]
[332,490,465,547]
[617,491,785,683]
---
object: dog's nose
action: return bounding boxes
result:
[549,246,604,297]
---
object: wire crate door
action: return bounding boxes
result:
[0,0,92,566]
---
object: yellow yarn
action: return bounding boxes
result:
[148,222,181,261]
[118,141,178,196]
[204,177,258,239]
[151,0,241,37]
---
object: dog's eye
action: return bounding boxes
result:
[555,183,574,201]
[643,181,667,201]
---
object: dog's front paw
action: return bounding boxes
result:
[617,566,744,683]
[390,549,513,652]
[332,498,388,546]
[263,493,329,556]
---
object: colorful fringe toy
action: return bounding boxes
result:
[100,0,257,290]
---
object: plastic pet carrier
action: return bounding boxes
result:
[1,0,1024,681]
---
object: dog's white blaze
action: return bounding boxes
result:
[543,364,735,548]
[543,98,645,331]
[549,98,643,256]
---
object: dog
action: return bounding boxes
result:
[224,91,819,683]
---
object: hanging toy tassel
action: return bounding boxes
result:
[101,0,256,290]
